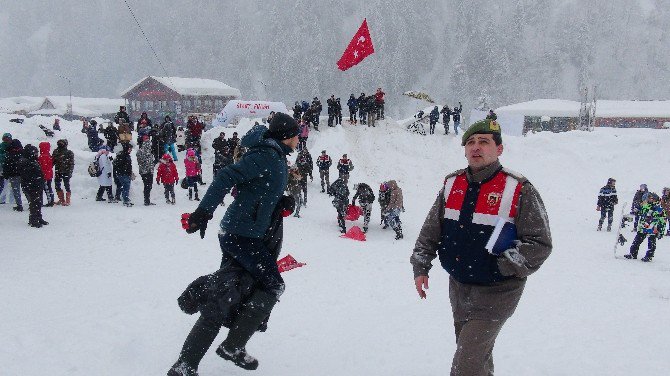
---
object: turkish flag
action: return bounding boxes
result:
[337,19,375,71]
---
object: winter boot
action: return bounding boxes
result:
[194,191,200,201]
[55,190,64,205]
[597,224,602,231]
[606,224,612,232]
[394,227,404,240]
[45,195,54,207]
[216,290,278,370]
[167,360,199,376]
[64,192,71,206]
[641,256,653,262]
[13,205,23,212]
[29,220,42,228]
[188,188,193,201]
[39,218,49,226]
[624,254,637,260]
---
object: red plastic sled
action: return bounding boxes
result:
[277,254,306,273]
[345,205,362,221]
[340,225,366,241]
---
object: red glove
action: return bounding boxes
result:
[181,213,191,230]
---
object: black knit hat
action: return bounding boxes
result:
[267,112,299,140]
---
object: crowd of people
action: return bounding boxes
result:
[291,87,386,130]
[597,178,670,262]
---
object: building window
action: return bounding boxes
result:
[196,99,202,107]
[184,99,191,109]
[146,101,153,110]
[162,101,168,110]
[204,99,212,109]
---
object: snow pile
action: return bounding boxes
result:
[2,114,670,375]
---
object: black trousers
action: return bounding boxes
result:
[141,173,153,204]
[599,207,614,227]
[54,173,71,193]
[96,186,113,200]
[25,190,43,224]
[163,183,175,201]
[629,232,657,258]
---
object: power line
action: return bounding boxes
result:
[122,0,171,79]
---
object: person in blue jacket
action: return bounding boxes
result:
[347,94,358,124]
[169,113,299,375]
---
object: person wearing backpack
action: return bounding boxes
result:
[156,153,179,204]
[38,142,55,207]
[95,146,115,202]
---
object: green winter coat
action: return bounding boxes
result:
[636,203,667,235]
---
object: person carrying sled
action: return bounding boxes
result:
[352,182,375,233]
[597,177,618,231]
[316,150,332,193]
[329,177,350,234]
[410,119,552,376]
[171,114,299,375]
[624,192,666,262]
[381,180,404,240]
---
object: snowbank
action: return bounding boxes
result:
[2,114,670,375]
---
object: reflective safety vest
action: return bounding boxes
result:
[438,168,522,285]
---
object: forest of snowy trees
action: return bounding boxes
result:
[1,0,669,116]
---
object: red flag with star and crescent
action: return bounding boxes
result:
[337,19,375,71]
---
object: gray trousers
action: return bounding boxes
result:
[451,319,506,376]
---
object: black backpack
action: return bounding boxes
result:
[88,156,102,177]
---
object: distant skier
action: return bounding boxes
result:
[624,192,666,262]
[631,184,648,229]
[328,177,349,234]
[429,106,440,135]
[352,183,375,233]
[597,178,618,231]
[316,150,332,192]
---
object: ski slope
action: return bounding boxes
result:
[1,114,669,375]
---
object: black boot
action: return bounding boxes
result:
[39,218,49,225]
[394,226,403,240]
[216,290,278,370]
[167,360,199,376]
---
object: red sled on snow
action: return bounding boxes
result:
[345,204,362,221]
[277,254,306,273]
[340,225,366,241]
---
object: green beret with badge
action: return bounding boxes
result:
[461,119,502,146]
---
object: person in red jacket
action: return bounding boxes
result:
[38,142,54,207]
[375,87,385,120]
[156,153,179,205]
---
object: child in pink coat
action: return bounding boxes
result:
[184,148,201,200]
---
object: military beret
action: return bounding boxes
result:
[461,119,502,146]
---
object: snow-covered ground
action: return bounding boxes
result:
[2,114,669,375]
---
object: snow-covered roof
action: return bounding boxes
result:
[121,76,241,98]
[495,99,581,117]
[31,96,124,117]
[595,100,670,118]
[0,96,45,113]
